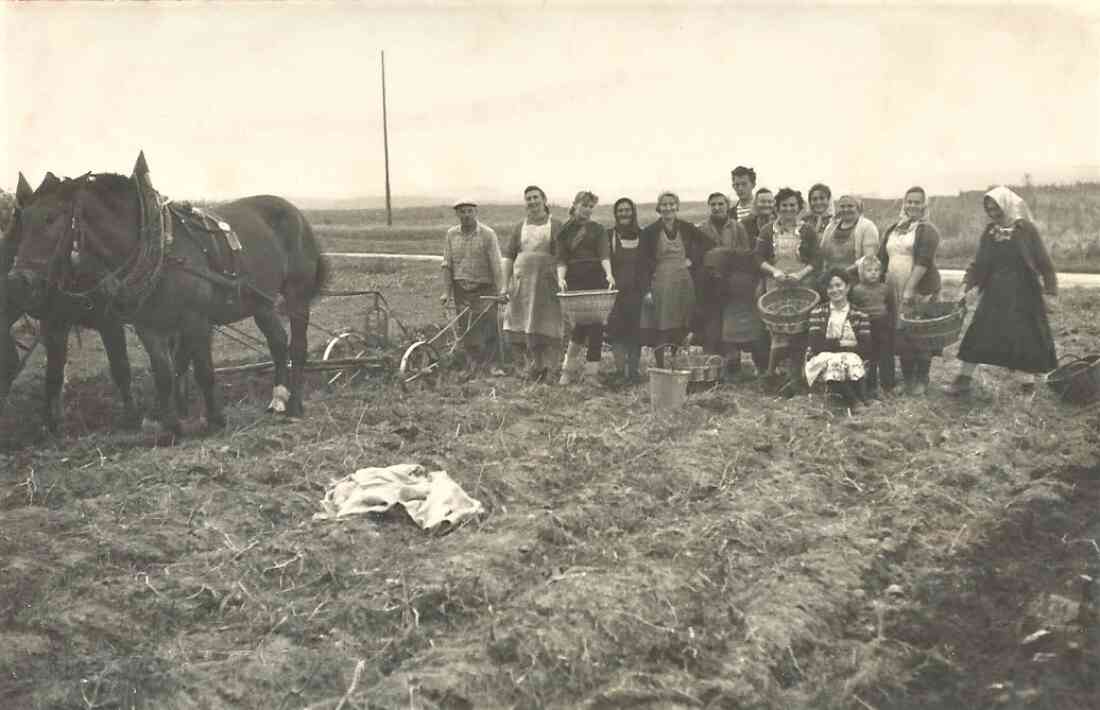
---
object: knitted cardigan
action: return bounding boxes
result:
[807,302,872,357]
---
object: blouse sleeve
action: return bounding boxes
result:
[853,310,873,357]
[755,224,776,266]
[856,218,880,259]
[807,304,827,354]
[1020,220,1058,296]
[501,223,522,260]
[877,225,895,281]
[593,223,611,260]
[963,227,993,292]
[912,223,940,268]
[442,229,454,270]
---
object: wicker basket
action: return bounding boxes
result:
[757,286,820,335]
[1045,353,1100,404]
[557,289,619,326]
[898,301,967,351]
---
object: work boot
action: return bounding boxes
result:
[626,345,642,383]
[910,358,931,396]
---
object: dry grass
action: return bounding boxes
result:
[2,260,1099,709]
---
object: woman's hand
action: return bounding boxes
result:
[557,277,568,293]
[643,291,655,306]
[606,275,617,291]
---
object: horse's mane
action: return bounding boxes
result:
[31,173,132,202]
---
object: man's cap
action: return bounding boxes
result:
[453,199,477,209]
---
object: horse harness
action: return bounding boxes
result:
[45,174,276,317]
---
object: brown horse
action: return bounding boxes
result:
[0,152,328,438]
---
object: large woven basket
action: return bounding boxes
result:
[557,289,619,326]
[757,286,820,335]
[898,301,967,351]
[1045,353,1100,404]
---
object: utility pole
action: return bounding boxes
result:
[381,50,393,227]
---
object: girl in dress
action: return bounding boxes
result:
[945,186,1057,394]
[501,186,564,383]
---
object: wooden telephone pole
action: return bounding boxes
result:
[381,50,393,227]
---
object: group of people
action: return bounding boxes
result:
[440,167,1059,409]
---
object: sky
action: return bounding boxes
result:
[3,1,1099,207]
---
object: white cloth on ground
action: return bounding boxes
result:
[314,463,484,530]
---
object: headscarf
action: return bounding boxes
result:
[985,185,1033,225]
[896,186,931,231]
[804,183,834,234]
[612,197,640,239]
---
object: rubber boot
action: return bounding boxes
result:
[612,344,627,380]
[899,358,915,395]
[559,342,583,385]
[911,357,931,396]
[627,345,642,383]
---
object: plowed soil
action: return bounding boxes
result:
[2,260,1098,710]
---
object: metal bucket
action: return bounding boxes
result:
[648,368,691,411]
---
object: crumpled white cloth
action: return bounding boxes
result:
[313,463,484,530]
[805,351,866,387]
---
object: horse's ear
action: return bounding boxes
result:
[15,173,33,206]
[132,151,150,180]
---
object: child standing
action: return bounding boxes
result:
[849,255,893,397]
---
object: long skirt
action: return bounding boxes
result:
[504,251,562,349]
[957,250,1056,372]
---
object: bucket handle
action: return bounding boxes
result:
[1044,353,1083,382]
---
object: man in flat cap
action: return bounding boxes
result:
[441,199,505,377]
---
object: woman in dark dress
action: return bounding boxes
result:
[556,191,616,385]
[605,197,645,383]
[944,186,1057,394]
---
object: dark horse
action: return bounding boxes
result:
[0,152,328,438]
[1,173,139,432]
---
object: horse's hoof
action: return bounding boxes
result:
[267,385,291,414]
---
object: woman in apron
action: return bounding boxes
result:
[817,195,880,291]
[876,186,942,396]
[639,191,708,368]
[756,187,822,395]
[501,186,564,383]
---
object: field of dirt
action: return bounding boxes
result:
[2,258,1099,710]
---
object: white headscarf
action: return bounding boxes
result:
[984,185,1033,225]
[896,188,931,229]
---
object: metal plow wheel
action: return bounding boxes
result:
[320,330,376,388]
[399,340,443,392]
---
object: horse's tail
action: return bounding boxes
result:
[310,252,329,302]
[296,212,329,302]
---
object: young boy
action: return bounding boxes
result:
[849,255,893,396]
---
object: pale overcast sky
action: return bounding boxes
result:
[3,1,1099,205]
